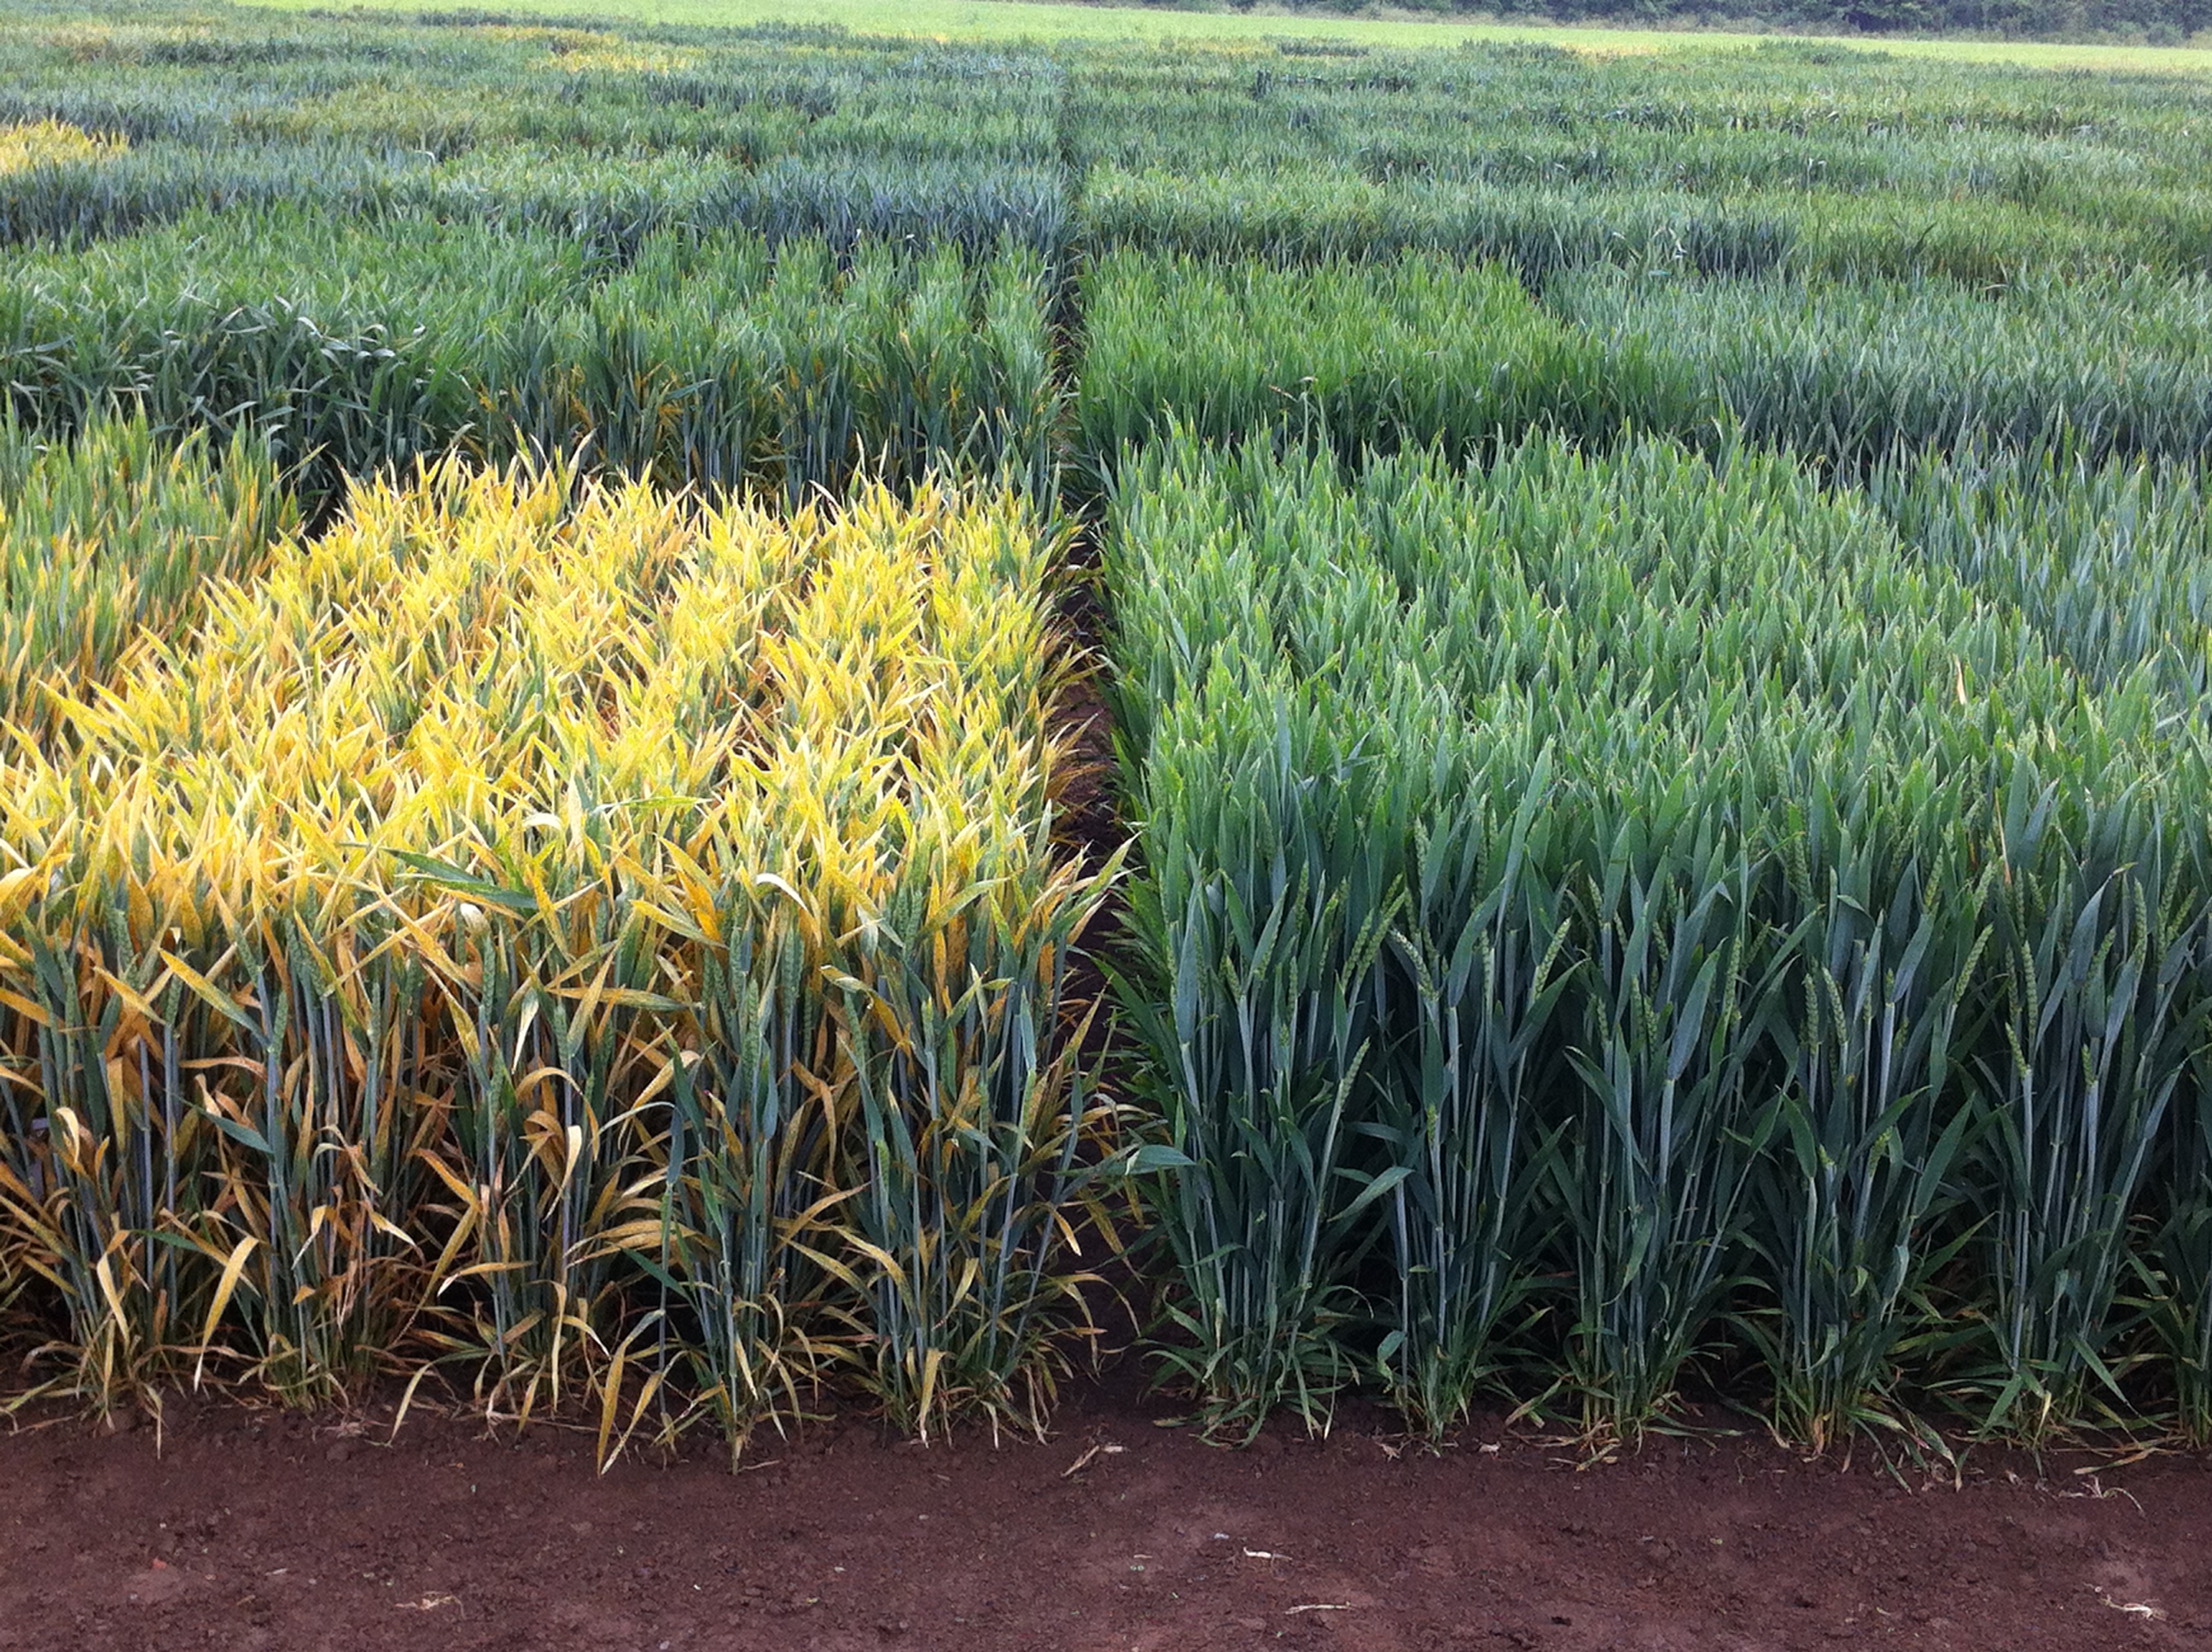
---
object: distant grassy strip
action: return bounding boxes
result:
[237,0,2212,71]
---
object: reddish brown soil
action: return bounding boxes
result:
[3,1374,2209,1652]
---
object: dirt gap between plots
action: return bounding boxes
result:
[4,1371,2209,1652]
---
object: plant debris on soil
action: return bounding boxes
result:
[4,1370,2209,1652]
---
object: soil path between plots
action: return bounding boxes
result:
[3,1375,2209,1652]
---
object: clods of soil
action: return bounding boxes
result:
[3,1378,2207,1652]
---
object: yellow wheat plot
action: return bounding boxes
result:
[0,119,125,174]
[0,459,1118,1451]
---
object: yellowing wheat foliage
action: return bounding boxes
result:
[0,460,1115,1448]
[0,119,125,174]
[7,460,1063,905]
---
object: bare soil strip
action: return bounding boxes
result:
[4,1377,2209,1652]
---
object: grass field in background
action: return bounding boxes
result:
[242,0,2212,71]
